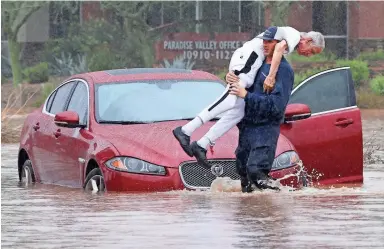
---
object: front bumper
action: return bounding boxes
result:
[179,160,306,191]
[102,167,184,192]
[101,160,306,192]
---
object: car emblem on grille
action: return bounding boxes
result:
[211,164,224,177]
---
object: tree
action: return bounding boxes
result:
[100,1,187,67]
[2,1,80,86]
[262,1,297,26]
[1,1,47,86]
[100,2,157,67]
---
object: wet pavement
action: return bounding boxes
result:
[1,117,384,249]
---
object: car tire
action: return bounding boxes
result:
[20,159,36,186]
[84,168,105,192]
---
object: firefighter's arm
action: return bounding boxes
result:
[263,40,288,93]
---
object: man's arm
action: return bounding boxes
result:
[268,40,288,79]
[264,40,288,93]
[264,26,301,93]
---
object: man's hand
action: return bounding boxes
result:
[263,75,276,94]
[229,82,247,98]
[225,71,240,85]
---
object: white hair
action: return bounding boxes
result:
[300,31,325,49]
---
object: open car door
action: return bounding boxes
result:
[281,67,363,186]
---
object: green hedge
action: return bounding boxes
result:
[356,49,384,61]
[23,62,49,84]
[370,75,384,95]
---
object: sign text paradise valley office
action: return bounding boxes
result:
[154,32,252,71]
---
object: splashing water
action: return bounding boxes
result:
[210,161,309,193]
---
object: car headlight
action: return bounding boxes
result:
[272,151,300,170]
[105,157,166,176]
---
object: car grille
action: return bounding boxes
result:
[179,160,240,190]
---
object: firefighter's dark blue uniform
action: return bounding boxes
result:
[235,57,294,187]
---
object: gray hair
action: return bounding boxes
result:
[300,31,325,49]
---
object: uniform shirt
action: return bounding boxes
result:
[241,57,294,128]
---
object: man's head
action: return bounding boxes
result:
[263,40,279,57]
[297,31,325,57]
[256,26,279,58]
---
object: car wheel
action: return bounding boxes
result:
[84,168,105,192]
[20,160,36,186]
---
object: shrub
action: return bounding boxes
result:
[356,49,384,61]
[370,75,384,95]
[161,55,195,70]
[23,62,49,84]
[88,47,121,72]
[51,52,88,76]
[335,60,369,87]
[356,88,384,109]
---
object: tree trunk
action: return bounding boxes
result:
[8,37,23,87]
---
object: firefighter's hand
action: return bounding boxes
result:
[225,71,240,85]
[229,82,247,98]
[263,75,276,94]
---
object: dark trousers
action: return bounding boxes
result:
[235,125,279,185]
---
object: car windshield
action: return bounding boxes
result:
[95,80,226,123]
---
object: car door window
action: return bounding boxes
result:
[45,90,57,113]
[66,82,88,125]
[289,68,356,114]
[50,81,76,115]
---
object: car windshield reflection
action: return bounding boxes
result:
[95,80,226,123]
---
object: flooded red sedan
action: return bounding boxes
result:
[17,67,363,192]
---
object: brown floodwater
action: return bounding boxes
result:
[1,117,383,249]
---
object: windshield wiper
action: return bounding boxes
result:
[98,120,150,124]
[152,117,221,123]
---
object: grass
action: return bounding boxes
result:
[1,86,38,143]
[356,88,384,109]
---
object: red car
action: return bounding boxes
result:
[17,67,363,192]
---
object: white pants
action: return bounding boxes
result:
[196,59,263,144]
[197,84,246,143]
[194,38,265,145]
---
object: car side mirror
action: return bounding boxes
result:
[54,111,86,128]
[284,103,311,123]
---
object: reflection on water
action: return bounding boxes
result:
[2,119,384,248]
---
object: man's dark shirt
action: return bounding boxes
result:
[241,57,294,127]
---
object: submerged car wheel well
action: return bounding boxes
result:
[85,159,99,179]
[18,149,30,181]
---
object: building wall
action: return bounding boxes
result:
[264,2,313,31]
[349,1,384,39]
[81,1,104,22]
[286,2,313,31]
[17,6,49,43]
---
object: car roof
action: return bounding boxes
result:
[77,68,221,84]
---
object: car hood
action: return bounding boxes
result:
[93,121,293,168]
